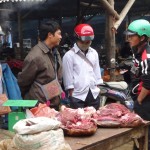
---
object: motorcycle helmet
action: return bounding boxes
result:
[74,24,94,41]
[124,19,150,37]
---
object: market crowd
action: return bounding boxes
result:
[18,19,150,118]
[0,19,149,149]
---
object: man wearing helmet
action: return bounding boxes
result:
[125,19,150,113]
[62,24,103,110]
[125,19,150,149]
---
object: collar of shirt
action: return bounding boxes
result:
[73,43,92,54]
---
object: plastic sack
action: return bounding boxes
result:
[0,129,15,150]
[0,94,11,115]
[13,129,72,150]
[30,103,59,118]
[25,109,35,118]
[0,139,13,150]
[13,117,61,135]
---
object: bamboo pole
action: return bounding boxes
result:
[113,0,136,30]
[105,0,116,81]
[99,0,120,20]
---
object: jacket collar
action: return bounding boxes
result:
[37,41,51,54]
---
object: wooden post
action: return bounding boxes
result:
[58,0,62,26]
[105,0,116,81]
[113,0,135,30]
[76,0,82,24]
[124,20,128,41]
[18,11,23,60]
[99,0,120,20]
[125,13,132,41]
[37,19,41,43]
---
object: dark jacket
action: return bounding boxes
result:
[132,44,150,95]
[18,41,62,103]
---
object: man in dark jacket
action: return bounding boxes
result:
[125,19,150,149]
[18,20,62,110]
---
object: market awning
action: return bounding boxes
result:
[0,0,44,3]
[0,0,149,22]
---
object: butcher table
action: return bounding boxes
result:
[65,123,150,150]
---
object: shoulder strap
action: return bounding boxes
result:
[71,48,93,68]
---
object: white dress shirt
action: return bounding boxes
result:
[62,43,103,101]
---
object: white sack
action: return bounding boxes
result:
[13,117,61,134]
[13,129,72,150]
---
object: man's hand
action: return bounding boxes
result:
[137,98,142,105]
[68,89,74,97]
[137,87,150,105]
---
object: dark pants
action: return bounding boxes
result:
[134,95,150,121]
[50,96,61,111]
[69,89,100,110]
[134,95,150,150]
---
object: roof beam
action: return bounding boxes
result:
[22,9,33,19]
[77,0,94,24]
[98,0,120,20]
[114,0,136,30]
[0,9,15,12]
[80,2,101,8]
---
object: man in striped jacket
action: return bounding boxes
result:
[125,19,150,149]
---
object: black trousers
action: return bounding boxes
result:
[134,95,150,121]
[134,95,150,150]
[69,89,100,110]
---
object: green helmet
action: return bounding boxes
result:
[125,19,150,38]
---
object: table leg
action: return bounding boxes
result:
[139,126,148,150]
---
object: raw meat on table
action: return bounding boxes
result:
[93,103,147,127]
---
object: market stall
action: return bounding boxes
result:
[0,101,149,150]
[0,123,149,150]
[65,123,149,150]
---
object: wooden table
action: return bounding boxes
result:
[65,124,149,150]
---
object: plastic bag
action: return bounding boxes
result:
[13,117,61,135]
[0,139,13,150]
[13,129,72,150]
[30,103,59,118]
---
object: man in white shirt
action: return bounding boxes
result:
[62,24,103,110]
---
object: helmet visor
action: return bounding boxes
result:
[124,30,137,36]
[80,35,94,41]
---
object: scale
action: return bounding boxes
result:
[3,100,38,131]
